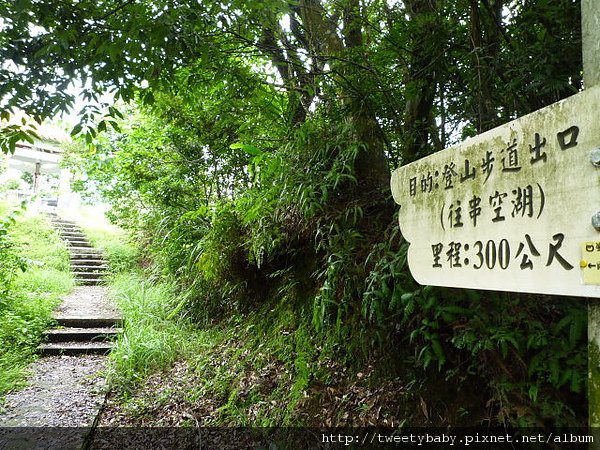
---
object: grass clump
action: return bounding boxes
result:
[0,205,73,398]
[0,296,59,394]
[108,273,205,390]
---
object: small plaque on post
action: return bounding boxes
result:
[581,242,600,285]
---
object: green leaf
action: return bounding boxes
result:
[431,338,446,369]
[21,131,35,144]
[569,317,584,347]
[70,123,83,136]
[528,385,538,403]
[230,143,262,156]
[571,370,582,393]
[549,359,560,386]
[108,106,124,120]
[109,121,121,133]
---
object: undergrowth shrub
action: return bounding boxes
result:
[83,227,139,275]
[0,207,71,397]
[185,117,586,426]
[0,207,27,299]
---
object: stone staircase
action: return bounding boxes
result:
[38,216,122,356]
[40,313,122,356]
[51,217,107,286]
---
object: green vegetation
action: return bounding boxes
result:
[0,204,73,398]
[104,236,586,427]
[1,0,587,428]
[107,272,409,426]
[73,207,139,276]
[0,180,20,193]
[108,274,203,387]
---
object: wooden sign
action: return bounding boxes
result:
[391,86,600,297]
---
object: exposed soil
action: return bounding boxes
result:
[97,358,409,428]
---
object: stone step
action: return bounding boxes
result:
[58,226,83,231]
[74,271,107,278]
[60,232,86,238]
[70,264,109,271]
[67,241,93,248]
[74,277,108,284]
[57,227,82,233]
[53,225,80,231]
[73,270,105,277]
[73,271,107,278]
[74,272,105,279]
[63,236,87,242]
[71,255,106,266]
[76,278,104,286]
[70,252,104,259]
[70,258,106,265]
[67,241,94,253]
[38,341,115,356]
[55,316,123,328]
[72,261,107,266]
[45,327,122,343]
[68,245,93,250]
[50,216,112,295]
[51,220,77,226]
[68,247,103,254]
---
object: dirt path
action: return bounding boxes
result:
[0,355,107,427]
[53,286,120,322]
[0,286,120,449]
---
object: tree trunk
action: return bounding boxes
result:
[299,0,391,195]
[402,0,439,164]
[471,0,503,133]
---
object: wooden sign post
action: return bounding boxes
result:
[390,0,600,432]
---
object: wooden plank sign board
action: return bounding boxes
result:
[391,86,600,297]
